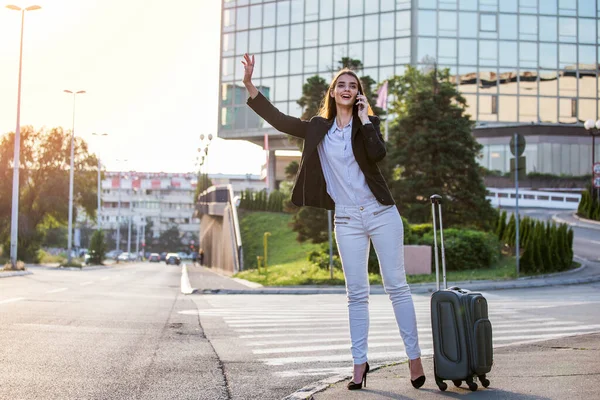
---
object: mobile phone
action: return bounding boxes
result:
[355,91,362,110]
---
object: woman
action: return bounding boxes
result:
[242,53,425,390]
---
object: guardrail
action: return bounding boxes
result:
[486,188,582,210]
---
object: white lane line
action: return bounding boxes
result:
[46,288,68,294]
[181,265,194,294]
[80,281,94,286]
[0,297,25,305]
[100,277,110,281]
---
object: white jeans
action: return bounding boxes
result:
[334,201,421,364]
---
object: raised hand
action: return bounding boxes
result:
[241,53,255,85]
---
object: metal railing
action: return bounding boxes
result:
[486,188,582,209]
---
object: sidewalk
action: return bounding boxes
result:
[298,332,600,400]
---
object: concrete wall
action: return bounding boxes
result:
[199,208,237,275]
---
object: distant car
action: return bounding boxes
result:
[165,253,181,265]
[160,252,167,261]
[148,253,160,262]
[117,252,133,261]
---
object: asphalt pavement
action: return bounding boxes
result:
[3,212,600,400]
[183,212,600,400]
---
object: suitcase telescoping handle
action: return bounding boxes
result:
[430,194,447,291]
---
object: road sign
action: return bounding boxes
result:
[593,162,600,175]
[594,176,600,188]
[510,133,526,157]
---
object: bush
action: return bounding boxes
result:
[88,230,107,265]
[419,228,501,271]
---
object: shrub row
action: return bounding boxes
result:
[577,186,600,221]
[495,210,574,273]
[239,189,285,212]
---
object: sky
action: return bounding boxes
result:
[0,0,267,175]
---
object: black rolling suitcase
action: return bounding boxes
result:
[429,194,493,391]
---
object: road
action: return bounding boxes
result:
[2,262,600,400]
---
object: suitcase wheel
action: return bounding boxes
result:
[479,375,490,388]
[466,377,478,391]
[436,380,448,391]
[452,380,462,387]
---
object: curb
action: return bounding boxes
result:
[196,273,600,295]
[552,213,600,229]
[0,270,32,279]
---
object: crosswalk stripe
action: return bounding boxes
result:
[248,324,600,346]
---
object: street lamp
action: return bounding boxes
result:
[64,89,86,264]
[92,133,108,230]
[584,119,600,201]
[7,4,41,269]
[199,134,213,192]
[115,159,128,253]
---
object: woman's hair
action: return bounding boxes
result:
[317,68,374,119]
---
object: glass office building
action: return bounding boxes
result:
[218,0,600,183]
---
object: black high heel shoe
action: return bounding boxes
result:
[347,362,370,390]
[409,359,426,389]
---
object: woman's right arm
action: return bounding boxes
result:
[242,53,307,139]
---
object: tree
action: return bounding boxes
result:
[144,220,156,252]
[0,126,98,262]
[385,66,497,229]
[289,206,329,244]
[159,226,182,252]
[194,172,213,202]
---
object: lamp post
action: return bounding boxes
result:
[64,89,86,264]
[7,4,41,268]
[115,159,128,253]
[92,133,108,230]
[584,119,600,202]
[199,134,213,192]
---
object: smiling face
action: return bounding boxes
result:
[330,73,360,108]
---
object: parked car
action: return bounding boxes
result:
[117,252,134,261]
[148,253,160,262]
[165,253,181,265]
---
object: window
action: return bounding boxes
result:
[396,11,410,36]
[539,16,557,42]
[558,17,577,42]
[237,6,249,30]
[439,11,457,35]
[459,12,477,37]
[491,95,498,114]
[418,10,436,36]
[571,98,577,117]
[519,15,537,41]
[480,13,497,32]
[277,1,290,25]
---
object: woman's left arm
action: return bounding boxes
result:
[359,117,386,162]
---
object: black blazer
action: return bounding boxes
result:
[247,92,395,210]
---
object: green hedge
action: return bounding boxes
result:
[495,213,574,273]
[418,229,501,271]
[577,186,600,221]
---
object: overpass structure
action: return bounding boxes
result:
[195,185,243,275]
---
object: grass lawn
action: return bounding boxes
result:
[234,211,574,287]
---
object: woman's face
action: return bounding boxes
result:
[330,73,359,108]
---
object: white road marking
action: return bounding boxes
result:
[100,277,110,281]
[80,281,94,286]
[46,288,68,294]
[0,297,25,305]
